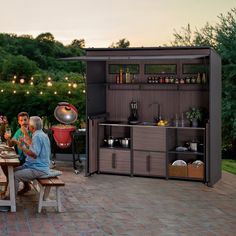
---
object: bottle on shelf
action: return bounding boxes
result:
[202,73,207,84]
[125,68,131,83]
[196,73,201,84]
[116,75,120,84]
[181,112,185,127]
[174,113,179,127]
[119,67,123,84]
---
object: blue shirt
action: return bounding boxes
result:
[23,130,50,174]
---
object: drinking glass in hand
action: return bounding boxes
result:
[5,128,12,138]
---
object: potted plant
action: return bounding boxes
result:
[185,107,202,127]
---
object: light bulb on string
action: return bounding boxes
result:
[20,78,25,84]
[65,77,68,81]
[72,83,77,88]
[26,91,30,94]
[31,77,34,80]
[47,81,52,86]
[82,89,86,93]
[68,83,72,87]
[68,91,71,94]
[54,91,57,95]
[40,91,43,95]
[12,80,15,84]
[13,75,17,79]
[30,81,34,86]
[1,89,4,93]
[13,90,16,94]
[48,77,51,81]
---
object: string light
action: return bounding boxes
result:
[47,81,52,86]
[0,74,84,96]
[83,89,86,93]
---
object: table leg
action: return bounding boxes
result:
[8,166,16,212]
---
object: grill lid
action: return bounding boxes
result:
[54,102,78,124]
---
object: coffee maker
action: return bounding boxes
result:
[128,100,139,124]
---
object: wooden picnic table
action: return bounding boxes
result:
[0,157,20,212]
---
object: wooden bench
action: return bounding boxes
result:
[35,177,65,213]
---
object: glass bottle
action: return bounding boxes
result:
[119,67,123,84]
[196,73,201,84]
[202,73,207,84]
[125,68,131,83]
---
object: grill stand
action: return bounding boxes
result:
[47,129,85,174]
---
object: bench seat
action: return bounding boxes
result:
[35,176,65,213]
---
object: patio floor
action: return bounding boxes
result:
[0,161,236,236]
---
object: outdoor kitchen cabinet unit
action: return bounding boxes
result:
[82,47,221,187]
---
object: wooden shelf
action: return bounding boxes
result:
[168,150,204,156]
[106,83,208,91]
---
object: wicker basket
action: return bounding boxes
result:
[169,165,188,177]
[187,164,204,179]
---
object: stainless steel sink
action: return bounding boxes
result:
[140,121,156,126]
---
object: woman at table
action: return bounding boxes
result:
[2,112,32,196]
[14,116,50,195]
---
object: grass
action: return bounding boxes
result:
[222,159,236,175]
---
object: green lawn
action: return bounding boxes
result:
[222,159,236,175]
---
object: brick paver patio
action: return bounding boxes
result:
[0,163,236,236]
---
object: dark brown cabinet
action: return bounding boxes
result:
[133,151,165,176]
[76,47,221,186]
[99,148,131,174]
[133,127,166,152]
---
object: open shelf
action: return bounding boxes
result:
[168,150,204,156]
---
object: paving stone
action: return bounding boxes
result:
[0,164,236,235]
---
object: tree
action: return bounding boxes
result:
[170,8,236,157]
[110,38,130,48]
[36,32,55,42]
[1,55,38,81]
[69,39,85,48]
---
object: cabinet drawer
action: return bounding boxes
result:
[99,149,131,174]
[133,127,166,151]
[133,151,166,176]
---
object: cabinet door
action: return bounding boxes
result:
[133,127,166,152]
[99,149,131,174]
[133,151,166,176]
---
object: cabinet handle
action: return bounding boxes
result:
[146,155,151,172]
[112,153,116,169]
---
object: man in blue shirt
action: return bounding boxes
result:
[14,116,51,195]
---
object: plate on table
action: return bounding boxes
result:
[0,145,15,152]
[0,151,19,159]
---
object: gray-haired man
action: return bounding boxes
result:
[14,116,51,195]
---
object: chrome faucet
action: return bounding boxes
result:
[148,102,161,122]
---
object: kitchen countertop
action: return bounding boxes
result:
[99,121,205,130]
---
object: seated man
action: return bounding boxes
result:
[3,112,32,195]
[14,116,50,195]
